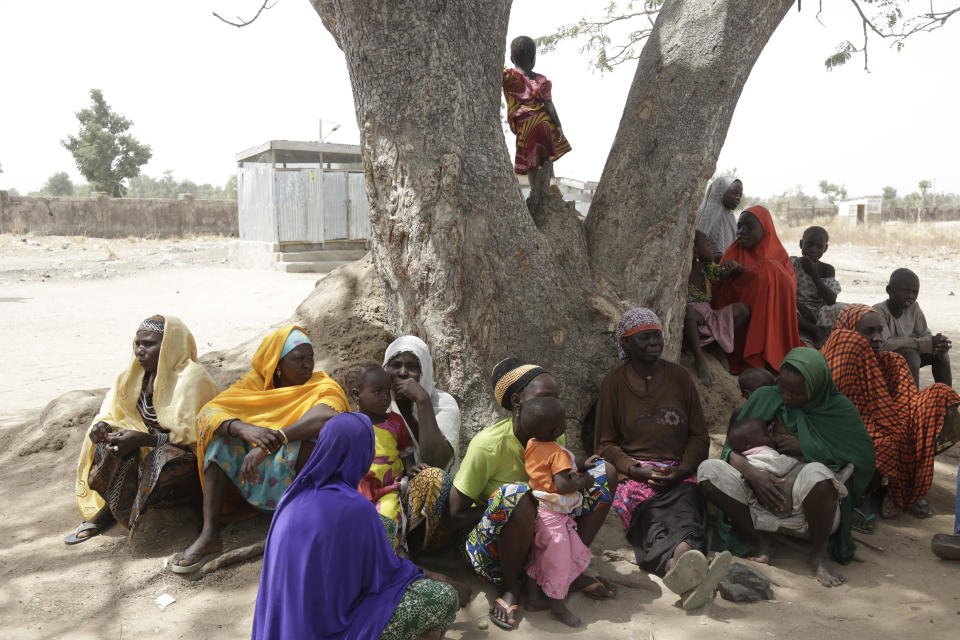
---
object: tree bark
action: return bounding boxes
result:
[586,0,794,358]
[306,0,795,446]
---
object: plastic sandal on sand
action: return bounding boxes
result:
[663,549,708,595]
[931,534,960,561]
[63,521,100,546]
[489,597,519,630]
[681,551,732,611]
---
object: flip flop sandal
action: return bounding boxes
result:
[663,549,708,595]
[580,576,618,600]
[851,508,877,534]
[908,499,935,519]
[931,534,960,561]
[63,521,100,545]
[489,597,519,630]
[169,549,223,575]
[681,551,732,611]
[880,495,901,519]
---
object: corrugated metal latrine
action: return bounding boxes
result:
[238,166,369,243]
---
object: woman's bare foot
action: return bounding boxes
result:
[524,578,548,611]
[812,550,845,587]
[694,356,715,387]
[549,598,581,628]
[749,534,774,564]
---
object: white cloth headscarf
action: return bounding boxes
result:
[383,336,461,473]
[695,176,740,254]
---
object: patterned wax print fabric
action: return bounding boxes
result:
[195,325,348,511]
[378,579,459,640]
[791,256,846,333]
[357,412,415,550]
[712,206,802,373]
[502,67,571,174]
[75,315,217,531]
[464,460,610,585]
[404,466,454,552]
[822,304,959,510]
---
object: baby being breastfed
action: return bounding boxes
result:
[729,418,801,517]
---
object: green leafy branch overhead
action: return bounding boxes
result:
[537,0,959,73]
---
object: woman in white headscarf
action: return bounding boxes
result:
[383,335,462,552]
[695,176,743,259]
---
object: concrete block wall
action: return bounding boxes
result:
[0,191,238,238]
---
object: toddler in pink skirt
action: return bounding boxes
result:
[522,397,594,627]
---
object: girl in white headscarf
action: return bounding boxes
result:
[695,176,743,259]
[383,336,462,552]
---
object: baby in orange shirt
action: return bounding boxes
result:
[523,396,594,627]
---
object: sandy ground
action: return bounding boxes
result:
[2,232,959,640]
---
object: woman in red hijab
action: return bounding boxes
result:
[712,205,802,373]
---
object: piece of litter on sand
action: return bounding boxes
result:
[155,594,176,610]
[885,574,895,578]
[161,557,169,570]
[476,618,488,630]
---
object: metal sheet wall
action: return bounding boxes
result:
[276,169,320,243]
[323,172,348,240]
[238,166,276,241]
[347,172,371,240]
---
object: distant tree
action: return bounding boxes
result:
[917,179,933,222]
[7,187,20,196]
[41,171,75,196]
[61,89,152,197]
[882,185,897,200]
[818,179,848,203]
[224,174,238,199]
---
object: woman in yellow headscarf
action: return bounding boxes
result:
[65,315,218,545]
[170,325,348,573]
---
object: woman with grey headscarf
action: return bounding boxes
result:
[383,335,462,552]
[695,176,743,259]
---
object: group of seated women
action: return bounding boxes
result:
[62,183,958,636]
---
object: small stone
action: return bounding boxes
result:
[718,563,774,602]
[477,619,489,630]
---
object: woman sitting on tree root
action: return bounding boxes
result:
[699,347,876,588]
[170,326,349,574]
[448,358,618,631]
[712,205,803,374]
[66,315,218,545]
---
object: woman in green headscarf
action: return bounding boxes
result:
[698,347,875,587]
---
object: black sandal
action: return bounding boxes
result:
[63,521,100,545]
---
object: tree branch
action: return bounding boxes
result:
[841,0,960,71]
[213,0,278,28]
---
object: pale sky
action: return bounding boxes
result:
[1,1,957,200]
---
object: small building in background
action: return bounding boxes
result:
[231,140,369,272]
[516,174,597,217]
[836,195,882,225]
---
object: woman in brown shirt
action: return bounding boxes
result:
[595,308,727,610]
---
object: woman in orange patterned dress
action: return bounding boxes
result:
[503,35,571,210]
[821,304,959,524]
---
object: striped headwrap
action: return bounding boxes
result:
[491,357,548,410]
[834,304,873,332]
[138,315,165,336]
[616,307,662,361]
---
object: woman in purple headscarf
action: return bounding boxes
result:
[251,412,464,640]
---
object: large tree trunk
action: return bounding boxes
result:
[586,0,795,357]
[307,0,794,446]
